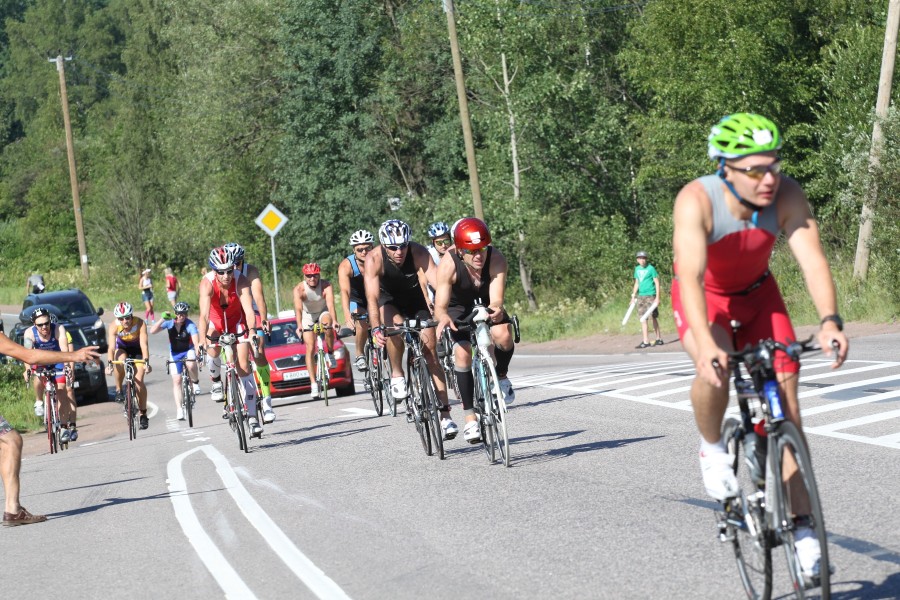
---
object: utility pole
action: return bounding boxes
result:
[853,0,900,280]
[442,0,484,220]
[49,54,90,281]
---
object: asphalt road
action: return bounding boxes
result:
[4,320,899,600]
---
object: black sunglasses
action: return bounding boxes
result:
[384,243,409,251]
[34,321,52,328]
[215,268,234,276]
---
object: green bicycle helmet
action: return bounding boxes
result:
[707,113,782,160]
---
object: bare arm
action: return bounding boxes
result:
[293,283,305,331]
[0,332,99,365]
[139,320,150,361]
[237,278,256,335]
[197,278,212,345]
[337,259,353,326]
[322,280,338,324]
[364,248,384,329]
[433,253,457,336]
[781,179,848,366]
[412,245,435,311]
[248,265,268,323]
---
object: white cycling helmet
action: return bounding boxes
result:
[349,229,374,245]
[208,246,236,270]
[223,242,245,263]
[427,221,450,239]
[113,302,133,318]
[378,220,411,245]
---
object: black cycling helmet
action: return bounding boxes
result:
[30,307,52,324]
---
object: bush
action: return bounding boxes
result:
[0,362,40,432]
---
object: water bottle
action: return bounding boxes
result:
[743,429,764,485]
[763,380,784,420]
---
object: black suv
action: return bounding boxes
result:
[18,289,108,353]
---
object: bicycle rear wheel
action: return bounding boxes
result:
[316,352,329,406]
[772,421,830,599]
[722,417,772,600]
[364,342,384,416]
[419,360,444,460]
[182,375,194,428]
[45,393,58,454]
[227,373,248,453]
[483,359,510,467]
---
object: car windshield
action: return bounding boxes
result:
[267,322,302,347]
[59,298,95,319]
[66,328,90,349]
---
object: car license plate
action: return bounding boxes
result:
[282,370,308,381]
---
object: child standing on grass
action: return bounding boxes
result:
[631,250,664,349]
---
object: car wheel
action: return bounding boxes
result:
[336,380,356,397]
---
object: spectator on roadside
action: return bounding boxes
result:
[631,250,664,349]
[138,268,156,324]
[165,267,181,308]
[0,330,100,526]
[26,273,45,295]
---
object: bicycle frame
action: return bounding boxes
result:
[110,359,146,441]
[32,367,66,453]
[166,357,199,428]
[207,334,252,452]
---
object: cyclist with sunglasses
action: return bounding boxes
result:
[105,302,152,430]
[293,263,338,398]
[673,113,848,579]
[338,230,374,371]
[365,219,458,440]
[426,221,453,265]
[226,242,275,424]
[23,307,77,441]
[434,217,516,443]
[150,302,201,421]
[198,246,264,436]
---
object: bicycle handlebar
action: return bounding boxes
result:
[716,336,818,372]
[382,319,438,337]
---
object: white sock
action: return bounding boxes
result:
[700,436,727,456]
[240,375,258,416]
[206,355,221,379]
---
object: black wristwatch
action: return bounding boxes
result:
[820,314,843,331]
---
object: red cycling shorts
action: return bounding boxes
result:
[671,275,799,374]
[209,308,247,336]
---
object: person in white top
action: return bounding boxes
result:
[293,263,338,398]
[138,268,156,324]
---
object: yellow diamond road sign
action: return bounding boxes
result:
[255,203,288,237]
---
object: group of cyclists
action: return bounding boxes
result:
[14,113,850,586]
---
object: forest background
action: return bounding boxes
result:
[1,0,899,342]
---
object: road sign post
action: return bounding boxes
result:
[254,204,288,314]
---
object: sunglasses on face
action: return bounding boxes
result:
[384,243,409,252]
[727,158,782,180]
[433,239,452,247]
[34,321,52,328]
[117,316,132,321]
[461,247,487,255]
[354,245,373,253]
[215,268,234,276]
[175,313,188,318]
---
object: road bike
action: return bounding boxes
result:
[715,323,831,600]
[110,359,147,441]
[385,319,445,459]
[456,305,511,467]
[29,366,70,453]
[356,314,386,417]
[166,356,199,428]
[207,333,256,453]
[305,323,333,406]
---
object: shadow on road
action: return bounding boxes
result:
[33,477,147,496]
[500,432,664,466]
[827,571,900,600]
[256,425,391,450]
[47,489,197,519]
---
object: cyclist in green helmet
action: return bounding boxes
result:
[671,112,848,580]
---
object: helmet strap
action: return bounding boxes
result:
[718,159,763,224]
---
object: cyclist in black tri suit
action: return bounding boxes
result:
[364,219,459,440]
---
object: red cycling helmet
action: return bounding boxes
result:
[302,263,321,275]
[452,217,491,251]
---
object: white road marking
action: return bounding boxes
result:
[167,445,353,600]
[332,407,377,418]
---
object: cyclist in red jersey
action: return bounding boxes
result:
[673,113,848,579]
[197,246,264,436]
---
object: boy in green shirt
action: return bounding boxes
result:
[631,251,663,348]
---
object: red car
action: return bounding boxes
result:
[264,316,356,398]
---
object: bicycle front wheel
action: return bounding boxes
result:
[182,376,194,428]
[127,382,137,441]
[316,352,329,406]
[772,421,830,599]
[407,358,432,456]
[227,373,248,453]
[722,418,772,600]
[381,348,397,418]
[473,360,495,463]
[483,358,510,467]
[419,360,444,460]
[365,342,384,416]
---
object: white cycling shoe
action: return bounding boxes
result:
[261,397,276,423]
[499,378,515,405]
[390,377,408,399]
[794,527,830,581]
[210,382,224,402]
[699,449,739,501]
[249,416,263,437]
[463,420,482,443]
[441,418,459,440]
[310,381,319,398]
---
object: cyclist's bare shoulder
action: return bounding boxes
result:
[244,263,261,281]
